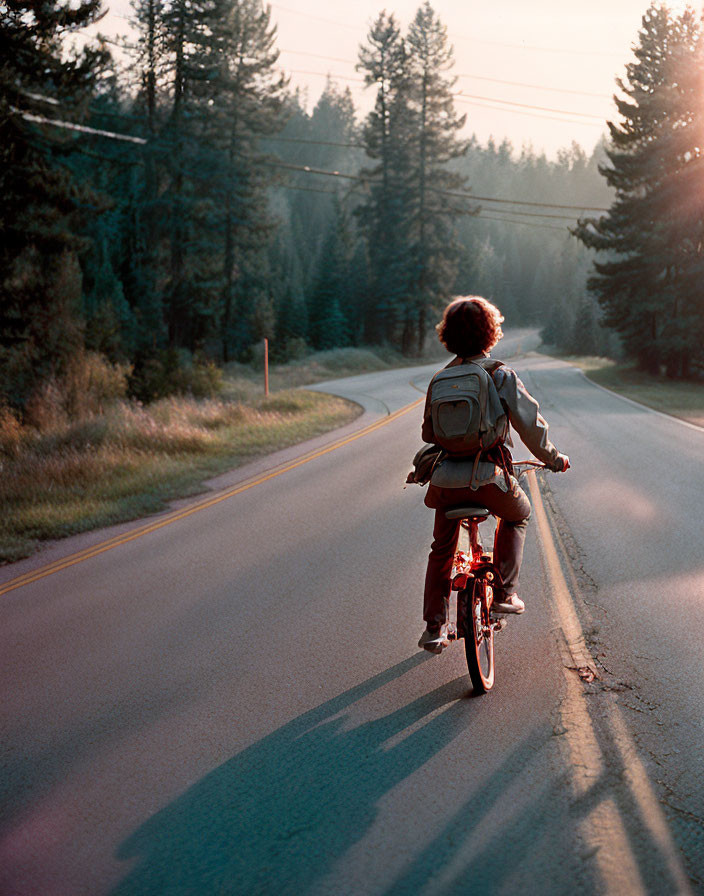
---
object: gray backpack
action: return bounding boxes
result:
[428,359,507,454]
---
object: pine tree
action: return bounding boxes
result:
[0,0,109,406]
[356,11,416,346]
[308,197,354,349]
[404,1,475,353]
[128,0,169,353]
[160,0,225,351]
[574,4,704,376]
[207,0,288,361]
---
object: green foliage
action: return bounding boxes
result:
[128,349,223,402]
[356,11,417,345]
[574,3,704,377]
[0,0,109,407]
[308,199,355,349]
[357,3,475,355]
[6,0,677,415]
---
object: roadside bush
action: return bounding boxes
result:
[64,352,130,417]
[129,349,223,402]
[284,337,309,361]
[186,359,224,398]
[24,352,130,429]
[0,404,22,457]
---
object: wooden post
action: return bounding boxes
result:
[264,337,269,397]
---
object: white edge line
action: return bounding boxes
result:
[570,365,704,434]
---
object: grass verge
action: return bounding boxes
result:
[0,390,360,564]
[562,355,704,428]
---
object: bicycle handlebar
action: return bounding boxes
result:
[513,460,548,473]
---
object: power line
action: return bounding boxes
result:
[279,47,616,96]
[276,178,575,229]
[469,193,607,213]
[264,159,361,181]
[21,90,60,107]
[287,64,610,101]
[272,3,625,59]
[17,110,147,144]
[20,106,609,214]
[281,50,614,100]
[61,102,607,185]
[454,96,606,127]
[265,134,363,149]
[456,92,604,121]
[451,31,625,59]
[289,69,365,84]
[279,183,344,196]
[476,213,571,232]
[476,206,579,222]
[65,33,611,128]
[455,73,609,100]
[261,159,609,213]
[271,3,358,33]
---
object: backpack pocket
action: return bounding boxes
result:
[430,371,483,451]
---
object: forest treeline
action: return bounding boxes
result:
[2,0,703,410]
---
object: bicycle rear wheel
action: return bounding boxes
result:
[462,576,495,694]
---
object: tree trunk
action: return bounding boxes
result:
[221,189,234,363]
[417,303,426,355]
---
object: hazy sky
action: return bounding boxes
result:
[88,0,697,158]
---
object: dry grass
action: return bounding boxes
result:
[0,390,360,563]
[563,355,704,428]
[0,342,444,563]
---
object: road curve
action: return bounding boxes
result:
[0,334,701,895]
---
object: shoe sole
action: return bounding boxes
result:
[418,638,449,654]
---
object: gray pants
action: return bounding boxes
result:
[423,480,531,630]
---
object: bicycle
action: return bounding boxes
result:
[443,461,547,695]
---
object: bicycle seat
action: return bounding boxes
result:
[445,505,490,520]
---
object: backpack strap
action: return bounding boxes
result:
[467,360,490,438]
[473,359,506,450]
[483,358,504,376]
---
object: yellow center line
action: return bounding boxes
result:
[0,397,424,598]
[526,473,596,675]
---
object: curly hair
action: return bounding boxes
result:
[436,296,504,357]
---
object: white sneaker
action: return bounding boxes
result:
[491,593,525,615]
[418,627,450,654]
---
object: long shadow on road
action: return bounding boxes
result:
[112,654,579,895]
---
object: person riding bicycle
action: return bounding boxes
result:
[418,296,570,655]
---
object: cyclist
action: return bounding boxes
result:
[418,296,570,654]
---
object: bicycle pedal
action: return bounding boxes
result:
[446,623,458,641]
[491,617,508,632]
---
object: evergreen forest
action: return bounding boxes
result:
[3,0,704,411]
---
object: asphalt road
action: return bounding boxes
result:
[0,332,701,895]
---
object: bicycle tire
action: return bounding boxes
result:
[462,576,495,694]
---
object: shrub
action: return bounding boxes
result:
[23,353,130,429]
[24,379,68,430]
[0,404,22,456]
[128,350,223,402]
[186,359,224,399]
[63,352,130,417]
